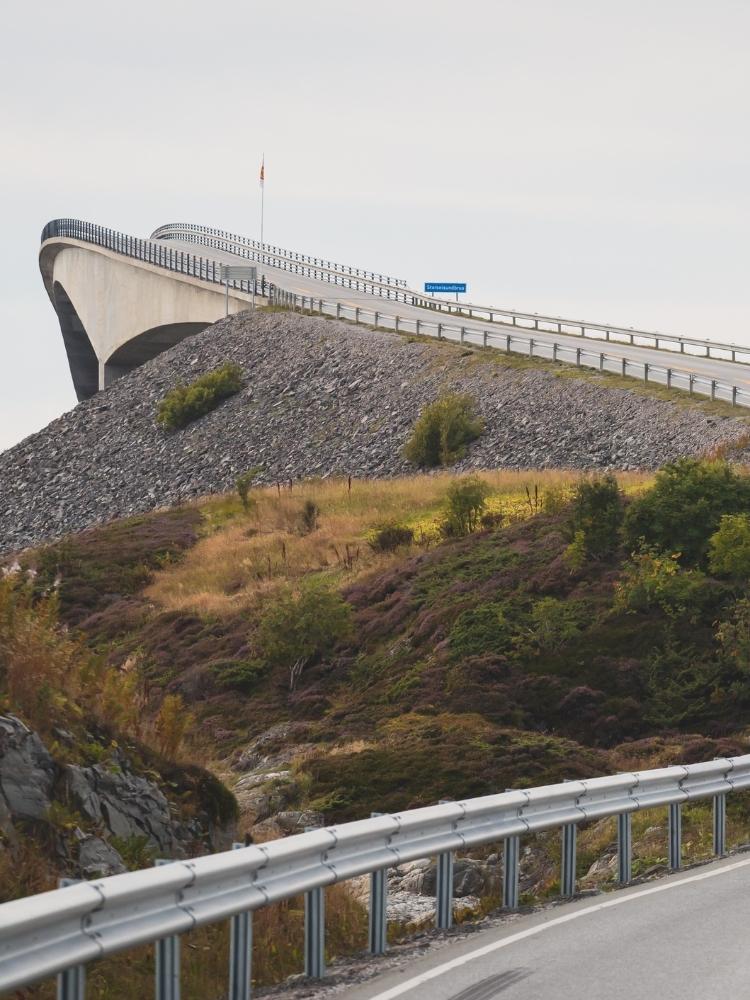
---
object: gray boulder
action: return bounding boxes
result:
[64,764,177,852]
[0,715,56,821]
[77,834,126,877]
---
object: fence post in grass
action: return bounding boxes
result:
[228,844,253,1000]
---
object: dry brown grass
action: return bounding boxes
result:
[146,470,652,616]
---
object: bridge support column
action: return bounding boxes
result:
[98,360,131,390]
[713,793,727,856]
[304,886,325,979]
[435,850,454,930]
[668,803,682,870]
[617,813,632,884]
[503,835,520,910]
[560,823,577,898]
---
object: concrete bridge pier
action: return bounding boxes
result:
[39,238,260,400]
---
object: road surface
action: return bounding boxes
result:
[163,236,750,397]
[345,855,750,1000]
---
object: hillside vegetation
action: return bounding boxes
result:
[9,459,750,991]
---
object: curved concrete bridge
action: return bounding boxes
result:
[40,221,263,399]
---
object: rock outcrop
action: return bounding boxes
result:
[0,715,234,879]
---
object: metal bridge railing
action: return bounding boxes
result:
[40,220,267,301]
[150,222,409,288]
[150,223,411,300]
[271,288,750,408]
[2,754,749,997]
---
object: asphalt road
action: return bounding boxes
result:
[344,856,750,1000]
[162,237,750,395]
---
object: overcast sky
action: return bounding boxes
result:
[1,0,748,452]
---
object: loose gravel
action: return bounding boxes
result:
[1,310,748,553]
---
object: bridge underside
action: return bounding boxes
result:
[40,240,258,400]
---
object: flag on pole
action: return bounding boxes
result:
[259,156,265,188]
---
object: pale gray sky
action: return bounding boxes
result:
[1,0,748,451]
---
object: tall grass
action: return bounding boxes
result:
[146,470,651,616]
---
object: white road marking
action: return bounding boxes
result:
[365,858,750,999]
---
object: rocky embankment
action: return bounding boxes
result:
[0,715,233,879]
[2,310,748,552]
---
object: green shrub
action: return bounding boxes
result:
[258,579,353,687]
[442,476,492,536]
[211,659,269,693]
[156,363,243,430]
[716,598,750,672]
[708,514,750,579]
[449,602,518,658]
[569,475,623,558]
[614,549,708,619]
[403,394,484,467]
[368,522,414,552]
[525,597,583,651]
[623,459,750,566]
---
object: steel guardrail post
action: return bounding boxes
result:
[155,860,181,1000]
[57,879,86,1000]
[503,835,520,910]
[668,803,682,870]
[368,812,388,954]
[560,823,577,898]
[228,844,253,1000]
[713,793,727,856]
[435,850,454,930]
[617,813,632,884]
[304,887,325,979]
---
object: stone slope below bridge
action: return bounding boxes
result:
[1,310,748,553]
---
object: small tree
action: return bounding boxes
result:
[443,476,492,535]
[569,475,623,558]
[623,459,750,566]
[404,394,484,468]
[258,579,353,690]
[708,514,750,579]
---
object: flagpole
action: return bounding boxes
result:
[260,153,265,265]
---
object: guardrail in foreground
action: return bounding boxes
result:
[1,754,748,998]
[40,219,270,302]
[271,288,750,408]
[154,223,750,367]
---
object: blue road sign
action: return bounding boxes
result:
[425,282,467,294]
